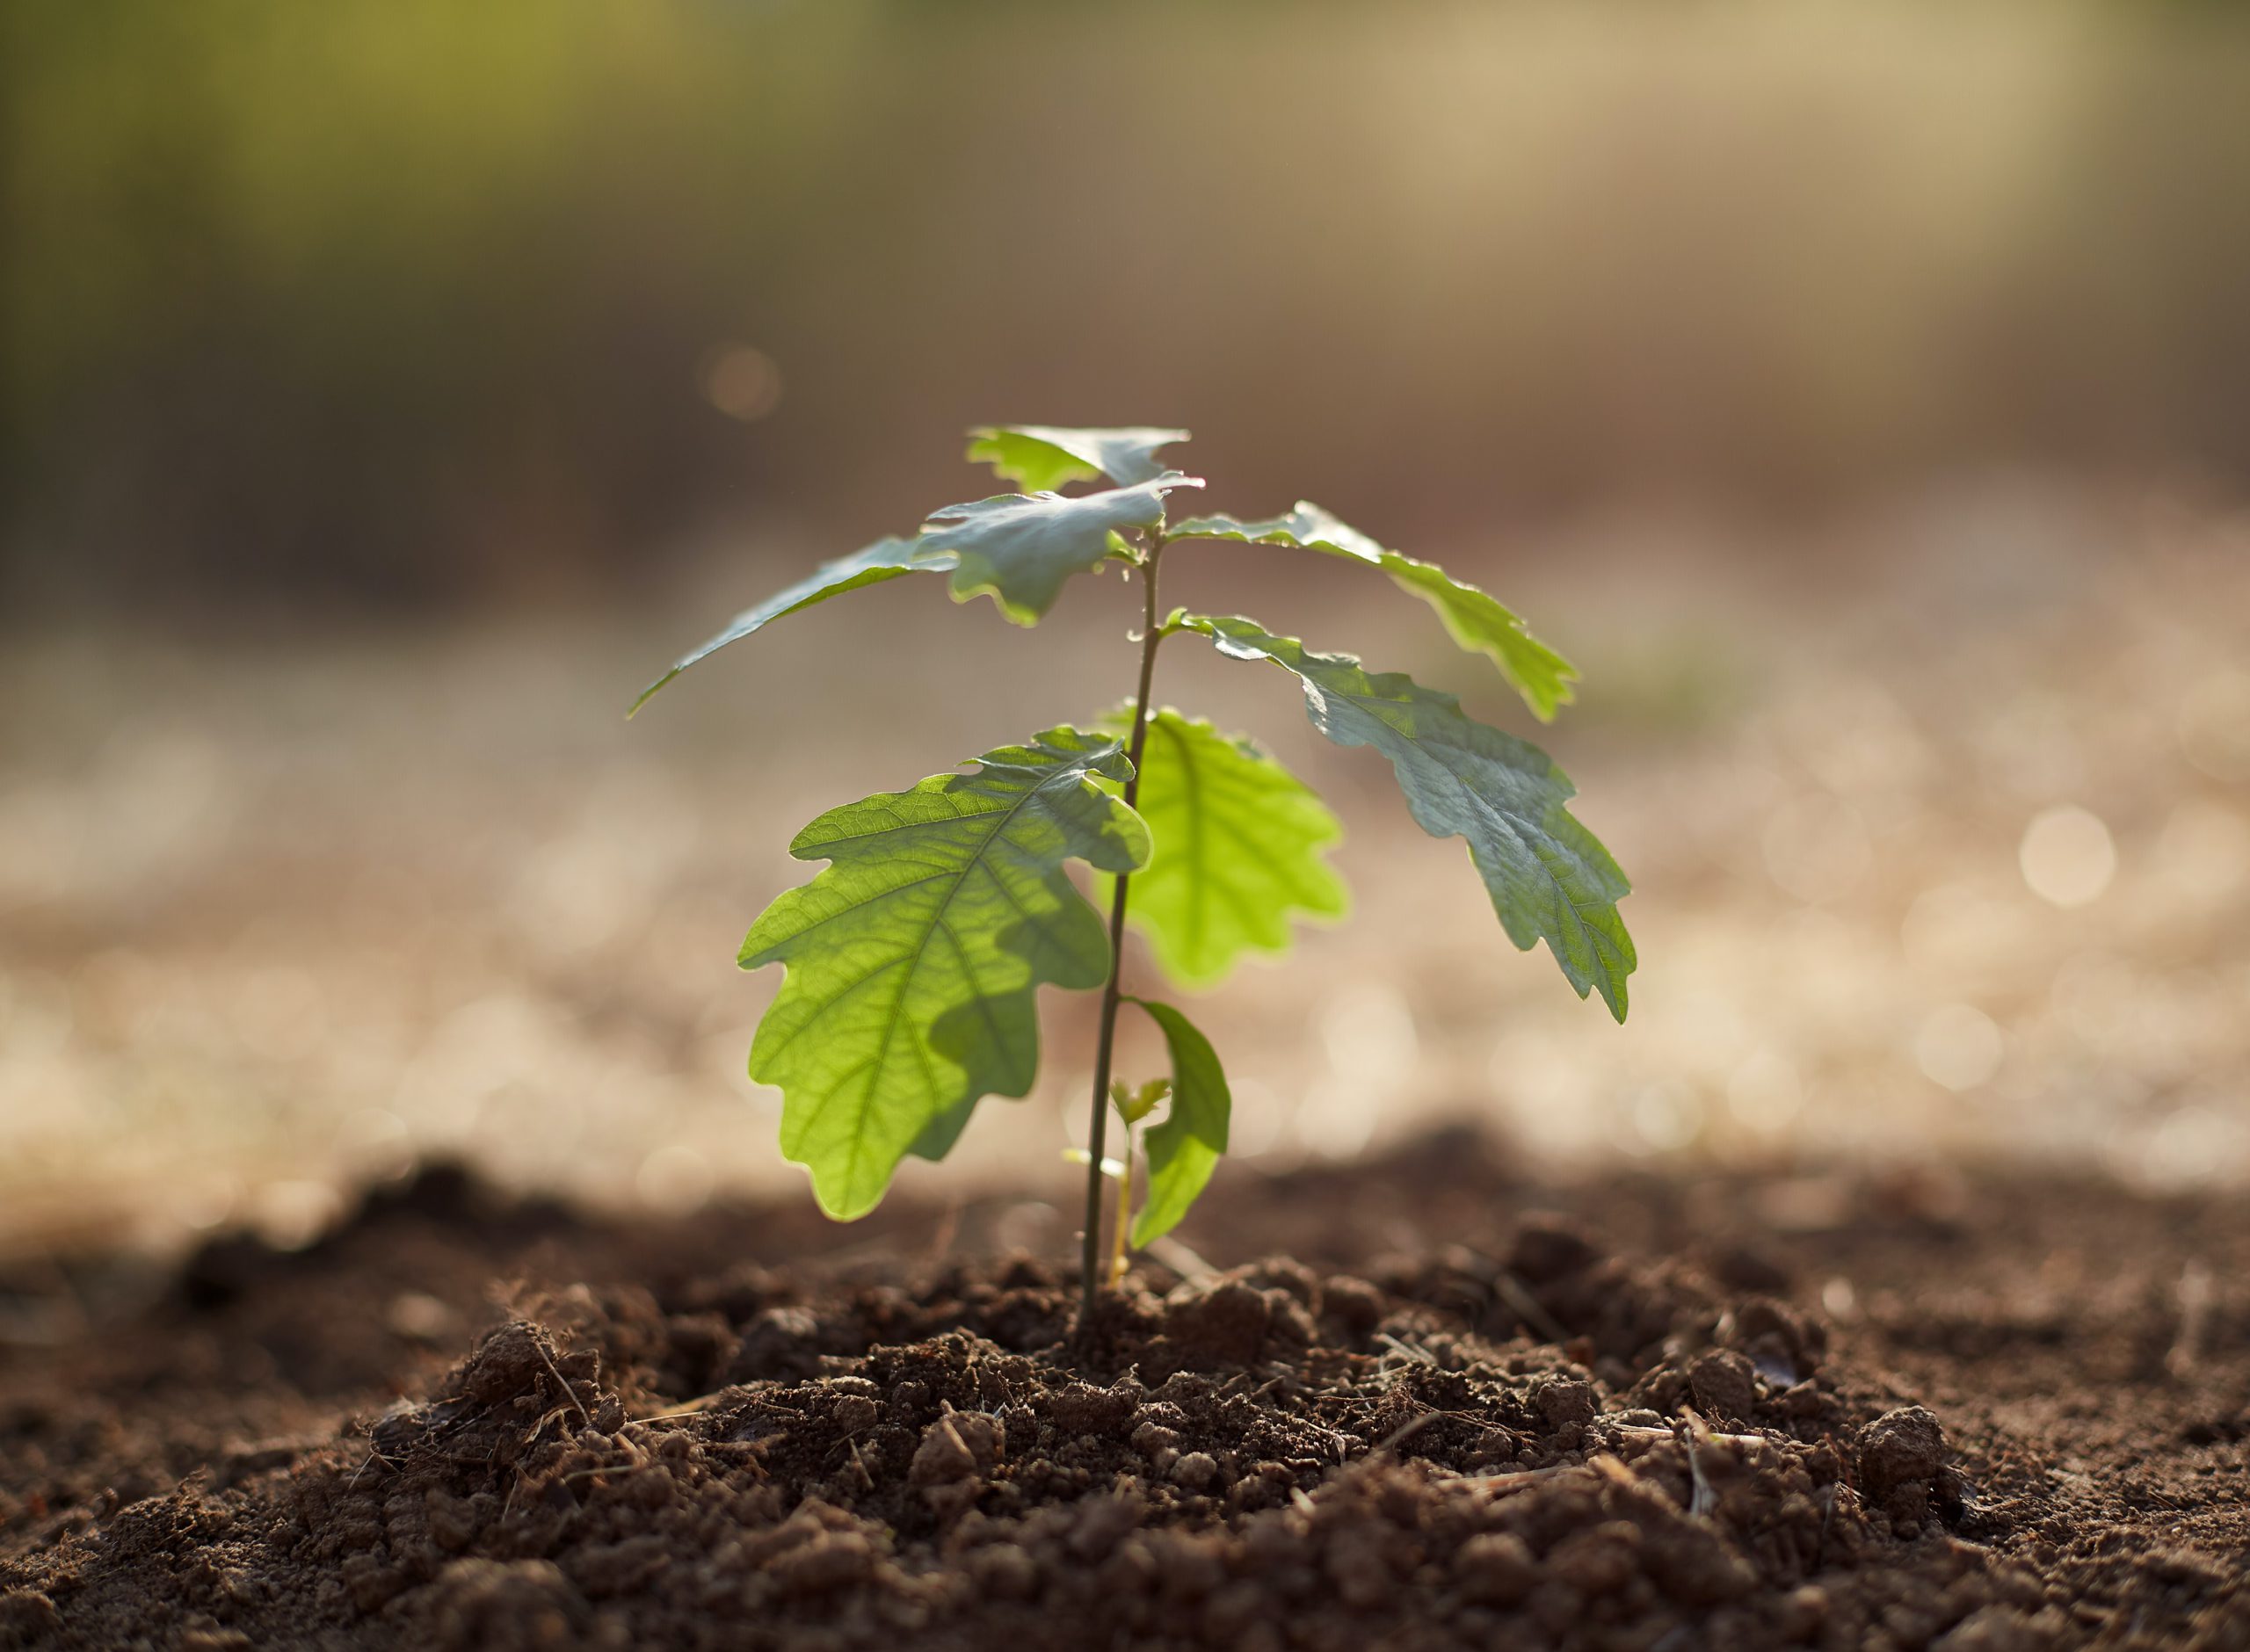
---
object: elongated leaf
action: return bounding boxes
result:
[1179,615,1634,1018]
[632,537,951,714]
[1170,504,1577,721]
[742,728,1151,1219]
[635,466,1205,714]
[1125,996,1230,1247]
[1097,708,1346,988]
[967,424,1191,492]
[922,474,1202,625]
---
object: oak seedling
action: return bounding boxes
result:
[635,426,1635,1321]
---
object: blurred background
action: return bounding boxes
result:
[4,0,2248,1257]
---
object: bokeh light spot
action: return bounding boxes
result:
[703,344,783,421]
[1913,1004,2004,1091]
[2018,804,2116,908]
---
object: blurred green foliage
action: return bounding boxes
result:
[4,0,2249,609]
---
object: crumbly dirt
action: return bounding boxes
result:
[1,1134,2245,1650]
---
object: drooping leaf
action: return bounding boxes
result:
[1170,504,1577,721]
[1179,615,1634,1018]
[967,424,1191,492]
[1125,996,1230,1247]
[634,465,1206,714]
[632,537,952,714]
[1096,708,1346,988]
[921,474,1202,625]
[741,728,1152,1219]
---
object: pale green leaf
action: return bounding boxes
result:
[967,424,1191,492]
[1125,996,1230,1247]
[632,536,950,714]
[1097,708,1346,988]
[633,463,1204,714]
[1111,1076,1170,1125]
[1170,503,1577,721]
[921,474,1202,625]
[741,728,1151,1219]
[1179,615,1634,1019]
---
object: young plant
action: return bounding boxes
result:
[634,426,1635,1318]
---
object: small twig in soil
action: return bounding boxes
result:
[1375,1332,1437,1367]
[531,1336,596,1432]
[1371,1411,1441,1456]
[636,1393,729,1423]
[1458,1463,1576,1494]
[1680,1406,1719,1518]
[1613,1424,1770,1451]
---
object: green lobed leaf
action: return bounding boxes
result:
[966,424,1191,492]
[1178,614,1635,1019]
[1169,504,1578,721]
[1097,708,1347,988]
[741,728,1152,1219]
[631,537,951,715]
[921,474,1202,626]
[633,461,1203,714]
[1124,996,1230,1248]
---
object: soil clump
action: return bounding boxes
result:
[2,1134,2244,1648]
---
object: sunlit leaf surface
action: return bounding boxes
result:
[1125,996,1230,1246]
[635,470,1207,712]
[922,474,1202,625]
[966,424,1191,492]
[1172,503,1577,721]
[632,537,950,714]
[741,728,1151,1217]
[1099,708,1346,988]
[1180,614,1633,1018]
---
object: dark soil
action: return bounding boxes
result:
[2,1134,2245,1650]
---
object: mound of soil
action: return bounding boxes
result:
[2,1135,2245,1650]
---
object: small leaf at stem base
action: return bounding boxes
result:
[1124,997,1230,1248]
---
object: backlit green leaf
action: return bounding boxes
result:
[631,536,950,714]
[1179,615,1634,1019]
[967,424,1191,492]
[1125,996,1230,1247]
[742,728,1152,1219]
[922,474,1202,625]
[1098,708,1346,988]
[634,467,1206,714]
[1170,504,1577,721]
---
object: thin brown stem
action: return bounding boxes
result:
[1078,537,1166,1332]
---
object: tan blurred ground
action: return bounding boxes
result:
[4,487,2246,1257]
[7,2,2250,1260]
